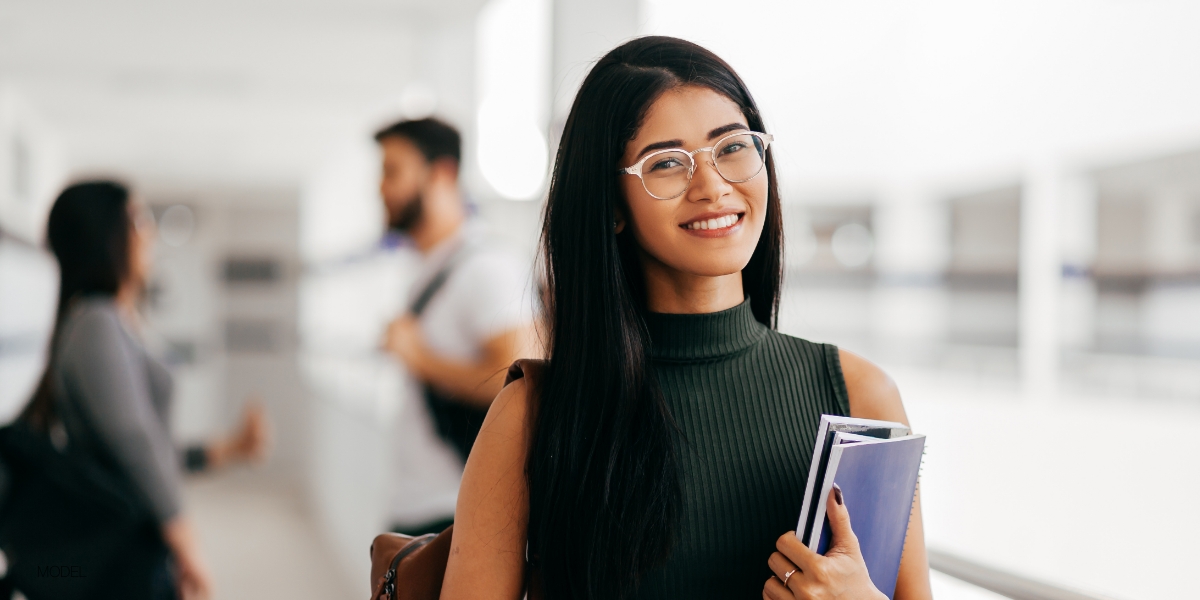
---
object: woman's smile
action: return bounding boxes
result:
[679,209,745,237]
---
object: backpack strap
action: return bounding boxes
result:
[408,242,472,317]
[504,359,547,387]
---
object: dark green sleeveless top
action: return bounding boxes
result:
[633,299,850,599]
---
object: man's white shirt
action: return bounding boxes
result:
[388,220,534,526]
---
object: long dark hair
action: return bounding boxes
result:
[528,36,784,599]
[19,181,134,430]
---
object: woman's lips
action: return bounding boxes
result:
[680,212,745,237]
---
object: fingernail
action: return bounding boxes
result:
[833,483,843,506]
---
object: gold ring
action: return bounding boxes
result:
[782,568,796,586]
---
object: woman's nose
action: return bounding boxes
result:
[686,153,732,202]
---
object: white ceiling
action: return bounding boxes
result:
[7,0,1200,200]
[0,0,486,188]
[645,0,1200,195]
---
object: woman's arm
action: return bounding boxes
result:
[840,349,933,600]
[440,377,533,599]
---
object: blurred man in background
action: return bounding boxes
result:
[377,118,534,533]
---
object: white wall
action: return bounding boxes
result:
[0,86,65,422]
[0,86,66,244]
[0,237,56,422]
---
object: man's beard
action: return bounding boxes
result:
[387,192,424,233]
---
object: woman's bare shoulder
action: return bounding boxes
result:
[460,375,534,501]
[444,375,534,599]
[477,374,534,448]
[837,348,909,425]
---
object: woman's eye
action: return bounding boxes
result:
[648,157,684,172]
[718,142,747,156]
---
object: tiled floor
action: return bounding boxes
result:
[185,470,358,600]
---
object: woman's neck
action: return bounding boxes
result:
[115,279,141,322]
[641,253,744,315]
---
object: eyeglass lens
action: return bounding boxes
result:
[642,133,767,199]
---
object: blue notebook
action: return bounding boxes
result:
[796,416,925,600]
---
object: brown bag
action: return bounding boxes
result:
[368,359,546,600]
[369,528,454,600]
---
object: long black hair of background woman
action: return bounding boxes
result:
[530,36,784,600]
[19,180,133,430]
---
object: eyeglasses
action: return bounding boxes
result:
[619,131,774,200]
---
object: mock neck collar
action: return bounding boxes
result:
[644,298,767,361]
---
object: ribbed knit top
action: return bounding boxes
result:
[632,299,850,599]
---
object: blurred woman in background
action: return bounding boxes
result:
[15,180,269,599]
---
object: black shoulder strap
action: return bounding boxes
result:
[408,243,471,317]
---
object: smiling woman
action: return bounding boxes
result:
[436,36,931,600]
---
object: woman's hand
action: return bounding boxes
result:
[207,402,271,469]
[764,485,885,600]
[174,546,215,600]
[226,401,270,463]
[163,517,214,600]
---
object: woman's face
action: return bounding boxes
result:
[127,201,157,288]
[618,85,769,280]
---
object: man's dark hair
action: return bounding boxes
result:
[374,117,461,165]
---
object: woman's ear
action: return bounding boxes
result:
[614,205,627,234]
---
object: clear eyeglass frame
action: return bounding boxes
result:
[619,131,775,200]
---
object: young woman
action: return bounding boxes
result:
[16,181,269,600]
[443,37,932,600]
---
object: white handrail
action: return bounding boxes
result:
[928,549,1119,600]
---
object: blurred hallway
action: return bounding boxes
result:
[184,470,355,599]
[4,1,1200,599]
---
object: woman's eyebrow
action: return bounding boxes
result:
[707,123,748,139]
[637,139,684,158]
[634,123,749,158]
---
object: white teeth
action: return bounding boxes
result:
[686,214,740,230]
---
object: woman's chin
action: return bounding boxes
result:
[663,258,752,279]
[637,230,759,279]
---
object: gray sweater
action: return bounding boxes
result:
[52,297,183,523]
